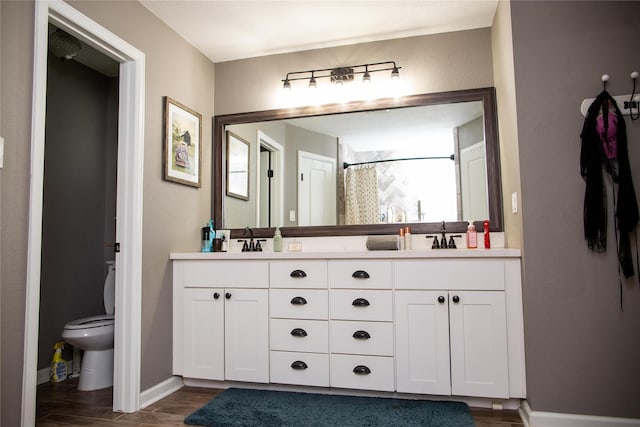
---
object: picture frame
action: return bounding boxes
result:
[163,96,202,188]
[226,131,250,200]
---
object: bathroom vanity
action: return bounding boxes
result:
[171,248,525,405]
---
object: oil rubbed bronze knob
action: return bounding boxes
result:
[438,296,445,303]
[225,292,232,299]
[452,295,460,303]
[213,293,220,299]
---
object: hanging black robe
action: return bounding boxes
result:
[580,90,639,277]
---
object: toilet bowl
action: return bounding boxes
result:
[61,261,115,391]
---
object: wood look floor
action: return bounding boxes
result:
[36,378,524,426]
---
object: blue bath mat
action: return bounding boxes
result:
[184,388,474,427]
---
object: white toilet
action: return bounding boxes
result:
[61,261,115,391]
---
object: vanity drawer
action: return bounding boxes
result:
[177,261,268,288]
[270,319,328,353]
[330,354,394,391]
[394,259,505,290]
[270,261,328,288]
[270,351,329,387]
[328,261,392,289]
[330,290,392,321]
[329,321,393,356]
[270,289,328,320]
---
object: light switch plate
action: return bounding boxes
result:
[289,210,296,222]
[511,192,518,214]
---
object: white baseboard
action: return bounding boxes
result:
[521,401,640,427]
[139,376,184,409]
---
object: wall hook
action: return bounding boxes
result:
[602,74,609,91]
[629,71,639,121]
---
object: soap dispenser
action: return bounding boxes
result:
[273,227,282,252]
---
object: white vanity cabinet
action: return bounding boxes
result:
[394,259,523,399]
[172,251,526,402]
[173,260,269,383]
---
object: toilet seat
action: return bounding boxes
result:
[64,314,114,330]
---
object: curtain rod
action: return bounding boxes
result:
[343,154,455,169]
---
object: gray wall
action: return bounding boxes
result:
[38,52,118,368]
[512,1,640,418]
[0,1,215,425]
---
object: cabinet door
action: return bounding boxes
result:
[449,291,509,398]
[395,290,451,395]
[182,288,224,380]
[224,288,269,383]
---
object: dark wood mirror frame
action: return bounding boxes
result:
[213,87,503,238]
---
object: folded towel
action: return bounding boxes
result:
[366,235,399,250]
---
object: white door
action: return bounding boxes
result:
[182,288,224,380]
[298,151,336,226]
[224,289,270,383]
[395,291,451,395]
[449,291,509,398]
[460,141,488,222]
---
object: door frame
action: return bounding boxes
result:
[23,1,145,424]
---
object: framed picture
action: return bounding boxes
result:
[226,131,250,200]
[163,96,202,187]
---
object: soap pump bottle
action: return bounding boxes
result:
[466,224,478,249]
[273,227,282,252]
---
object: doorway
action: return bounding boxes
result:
[37,20,119,407]
[24,2,145,424]
[257,131,283,228]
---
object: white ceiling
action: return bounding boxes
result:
[139,0,499,63]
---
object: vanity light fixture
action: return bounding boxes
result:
[282,61,401,90]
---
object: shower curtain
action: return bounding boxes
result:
[345,165,379,224]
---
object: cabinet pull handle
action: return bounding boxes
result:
[290,296,308,305]
[352,270,370,279]
[291,361,308,370]
[437,296,445,303]
[290,269,307,278]
[353,365,371,375]
[225,292,232,299]
[290,328,308,337]
[352,298,370,307]
[352,330,371,340]
[452,295,460,303]
[213,292,220,299]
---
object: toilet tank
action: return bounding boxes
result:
[104,261,115,315]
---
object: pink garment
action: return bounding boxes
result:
[596,105,618,159]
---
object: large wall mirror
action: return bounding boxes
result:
[213,87,502,237]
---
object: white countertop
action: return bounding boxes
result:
[170,248,521,260]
